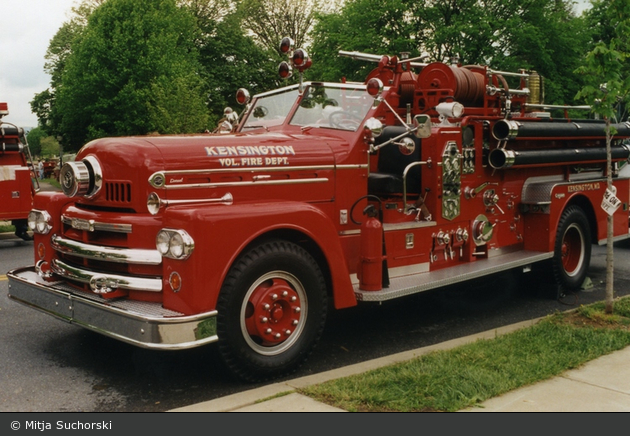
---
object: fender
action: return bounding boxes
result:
[160,201,357,315]
[521,176,630,251]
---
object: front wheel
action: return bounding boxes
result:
[216,240,328,382]
[552,206,591,291]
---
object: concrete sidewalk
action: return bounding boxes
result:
[169,318,630,412]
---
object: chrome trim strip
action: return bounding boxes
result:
[383,221,437,231]
[253,83,301,99]
[51,259,163,292]
[160,193,234,207]
[336,164,369,170]
[7,267,218,350]
[339,220,437,236]
[158,177,329,190]
[61,215,133,234]
[251,82,367,99]
[150,164,335,182]
[160,164,335,175]
[52,234,162,265]
[149,164,363,189]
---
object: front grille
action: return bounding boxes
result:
[106,182,132,203]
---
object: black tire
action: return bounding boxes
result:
[216,240,328,382]
[552,206,591,292]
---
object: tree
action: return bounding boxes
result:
[40,136,61,159]
[26,127,47,157]
[309,0,419,82]
[53,0,209,150]
[238,0,324,55]
[575,0,630,313]
[188,6,278,128]
[493,0,590,107]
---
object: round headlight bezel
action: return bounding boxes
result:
[156,230,171,256]
[155,229,194,260]
[169,233,185,258]
[27,210,52,235]
[27,211,38,231]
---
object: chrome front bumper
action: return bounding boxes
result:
[7,266,218,350]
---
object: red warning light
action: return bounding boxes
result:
[280,37,294,54]
[366,78,384,98]
[278,61,293,79]
[292,49,309,67]
[236,88,251,105]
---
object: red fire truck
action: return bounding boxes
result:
[8,41,630,381]
[1,102,37,240]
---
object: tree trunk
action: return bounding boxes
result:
[605,118,614,314]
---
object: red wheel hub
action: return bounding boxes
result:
[244,278,301,346]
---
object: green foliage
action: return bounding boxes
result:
[26,127,47,157]
[29,89,52,133]
[194,11,278,128]
[54,0,209,151]
[301,299,630,412]
[575,0,630,121]
[494,0,590,105]
[40,136,61,159]
[309,0,418,82]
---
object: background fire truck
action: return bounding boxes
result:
[8,40,630,382]
[1,102,37,241]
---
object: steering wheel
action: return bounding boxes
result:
[329,111,363,130]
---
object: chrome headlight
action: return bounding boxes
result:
[156,229,194,260]
[59,156,102,198]
[27,210,52,235]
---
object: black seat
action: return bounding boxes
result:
[368,126,422,195]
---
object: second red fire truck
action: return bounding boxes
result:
[8,41,630,381]
[1,101,37,241]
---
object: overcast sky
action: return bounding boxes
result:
[1,0,593,129]
[1,0,77,127]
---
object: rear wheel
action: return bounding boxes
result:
[216,240,327,382]
[552,206,591,291]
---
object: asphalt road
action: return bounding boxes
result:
[1,233,629,412]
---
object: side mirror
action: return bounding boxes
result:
[364,117,383,137]
[218,120,233,134]
[413,114,432,139]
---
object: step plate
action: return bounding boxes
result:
[354,250,553,302]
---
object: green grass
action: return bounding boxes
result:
[300,297,630,412]
[41,177,61,189]
[0,224,15,233]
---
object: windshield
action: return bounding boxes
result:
[290,84,373,131]
[240,84,373,132]
[240,87,300,131]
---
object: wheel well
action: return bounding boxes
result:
[566,194,597,244]
[240,229,334,299]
